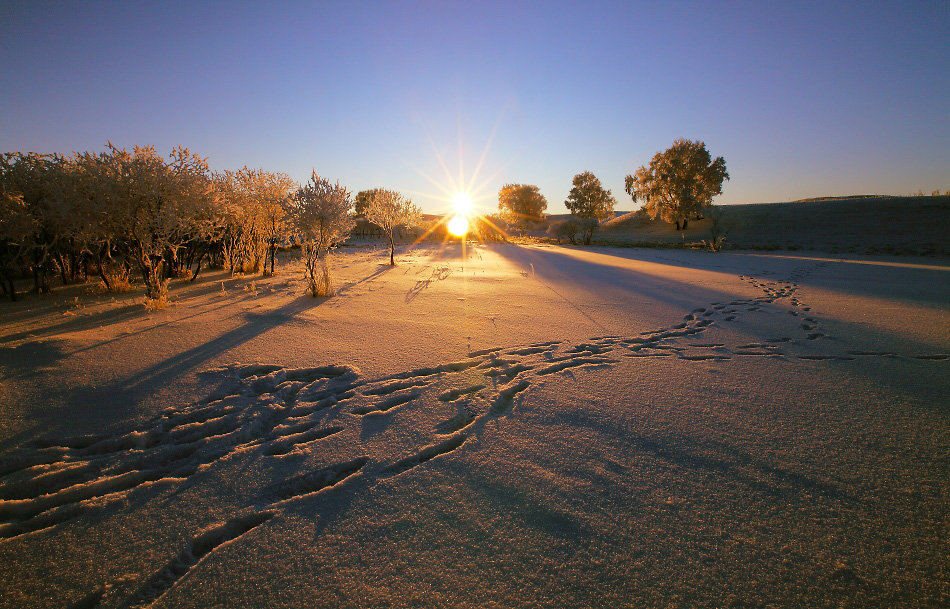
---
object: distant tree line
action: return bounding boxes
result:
[501,139,730,244]
[0,144,425,301]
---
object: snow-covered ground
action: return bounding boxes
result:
[1,242,947,608]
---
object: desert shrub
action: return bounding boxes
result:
[472,214,509,242]
[142,278,171,309]
[364,189,420,266]
[99,270,134,293]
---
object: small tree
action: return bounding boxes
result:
[547,218,579,244]
[289,172,354,296]
[364,189,420,266]
[625,139,728,231]
[498,184,547,226]
[703,204,734,252]
[576,217,599,245]
[565,171,616,221]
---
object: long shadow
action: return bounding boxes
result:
[536,244,950,308]
[543,409,854,502]
[40,295,327,436]
[492,243,949,412]
[492,243,751,320]
[405,265,452,303]
[0,301,145,344]
[0,272,261,345]
[494,244,950,346]
[336,264,393,296]
[0,339,70,378]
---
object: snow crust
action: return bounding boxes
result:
[0,242,947,607]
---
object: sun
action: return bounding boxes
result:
[452,192,473,216]
[447,215,469,237]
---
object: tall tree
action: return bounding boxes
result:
[565,171,616,221]
[625,139,729,230]
[497,184,548,225]
[364,189,421,266]
[289,172,354,296]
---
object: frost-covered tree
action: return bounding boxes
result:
[498,184,547,226]
[289,172,354,296]
[565,172,616,221]
[97,144,214,300]
[0,152,74,294]
[0,189,32,299]
[215,168,294,275]
[625,139,729,231]
[364,189,421,266]
[217,168,295,275]
[354,188,386,216]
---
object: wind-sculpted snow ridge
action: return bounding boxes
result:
[1,261,945,607]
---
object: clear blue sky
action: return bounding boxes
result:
[1,1,947,214]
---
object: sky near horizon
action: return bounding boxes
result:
[1,1,947,215]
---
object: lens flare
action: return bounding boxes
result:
[447,215,469,237]
[452,192,473,216]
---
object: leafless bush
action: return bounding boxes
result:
[703,205,734,252]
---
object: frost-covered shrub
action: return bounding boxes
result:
[703,204,734,252]
[547,219,579,244]
[288,172,354,297]
[576,217,599,245]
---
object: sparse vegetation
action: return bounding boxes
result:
[703,204,733,252]
[364,189,421,266]
[0,145,355,302]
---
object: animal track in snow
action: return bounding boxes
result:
[126,511,275,608]
[381,435,468,478]
[267,458,368,503]
[8,259,948,607]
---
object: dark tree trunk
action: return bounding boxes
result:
[32,250,41,294]
[96,256,111,291]
[191,249,206,282]
[389,233,395,266]
[674,220,681,231]
[56,253,69,285]
[682,218,689,230]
